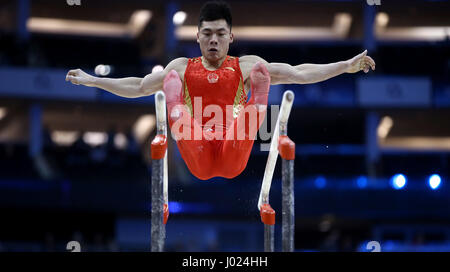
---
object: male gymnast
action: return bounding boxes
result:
[66,1,376,180]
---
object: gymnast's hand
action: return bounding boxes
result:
[345,50,376,74]
[65,68,96,86]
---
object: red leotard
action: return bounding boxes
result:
[167,56,267,180]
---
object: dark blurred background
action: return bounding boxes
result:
[0,0,449,252]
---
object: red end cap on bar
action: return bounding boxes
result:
[163,203,169,225]
[151,134,167,160]
[260,204,275,225]
[278,135,295,160]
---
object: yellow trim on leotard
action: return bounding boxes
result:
[232,77,245,118]
[183,83,193,116]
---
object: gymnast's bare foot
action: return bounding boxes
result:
[163,70,183,105]
[250,62,270,111]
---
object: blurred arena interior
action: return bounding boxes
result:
[0,0,449,252]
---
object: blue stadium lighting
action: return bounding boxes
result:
[314,176,326,189]
[356,176,368,189]
[391,174,407,190]
[428,174,441,190]
[168,201,183,213]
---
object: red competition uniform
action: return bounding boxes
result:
[168,56,266,180]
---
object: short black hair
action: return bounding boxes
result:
[198,1,232,31]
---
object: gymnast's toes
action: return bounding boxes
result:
[163,70,183,104]
[250,62,270,84]
[163,70,180,85]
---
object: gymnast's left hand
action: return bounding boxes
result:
[345,50,376,74]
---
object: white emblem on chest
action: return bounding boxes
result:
[207,73,219,83]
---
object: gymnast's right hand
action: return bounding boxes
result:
[65,68,95,87]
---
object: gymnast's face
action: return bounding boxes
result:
[197,19,233,63]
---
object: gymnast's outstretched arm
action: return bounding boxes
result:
[65,57,188,98]
[240,50,375,85]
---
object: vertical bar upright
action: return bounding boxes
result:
[151,156,164,252]
[279,96,295,252]
[281,158,294,252]
[151,91,168,252]
[264,225,274,252]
